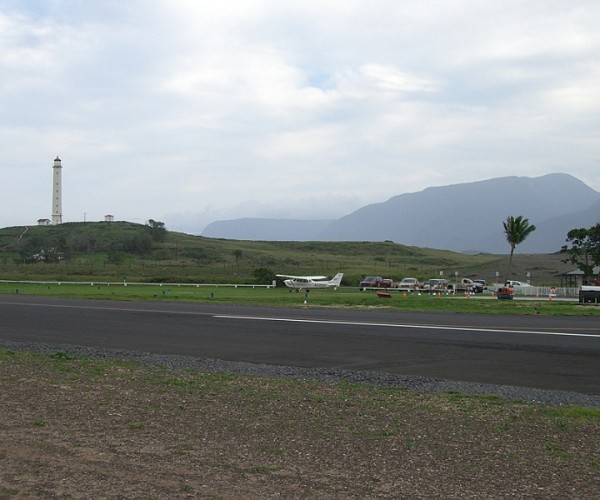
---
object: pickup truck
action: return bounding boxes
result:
[359,276,394,290]
[397,277,420,290]
[460,278,485,293]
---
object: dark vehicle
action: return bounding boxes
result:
[359,276,393,290]
[472,279,487,293]
[462,278,486,293]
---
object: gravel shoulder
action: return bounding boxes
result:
[3,340,600,408]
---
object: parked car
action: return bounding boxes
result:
[398,277,420,290]
[359,276,394,290]
[461,278,485,293]
[472,279,487,289]
[422,278,451,292]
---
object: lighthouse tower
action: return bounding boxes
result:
[51,156,62,225]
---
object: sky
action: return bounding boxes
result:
[2,1,599,234]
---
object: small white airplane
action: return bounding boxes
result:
[276,272,344,291]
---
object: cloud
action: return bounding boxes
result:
[1,1,599,233]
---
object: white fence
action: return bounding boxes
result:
[0,279,274,288]
[490,284,580,298]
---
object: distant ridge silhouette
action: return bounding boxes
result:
[202,174,600,253]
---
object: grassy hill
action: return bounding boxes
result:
[0,221,573,286]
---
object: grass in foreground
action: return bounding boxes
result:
[0,349,598,498]
[2,281,599,315]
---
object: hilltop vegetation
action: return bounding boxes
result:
[0,221,572,285]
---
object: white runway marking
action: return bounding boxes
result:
[4,300,599,339]
[215,315,600,339]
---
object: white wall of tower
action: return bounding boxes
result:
[51,156,62,225]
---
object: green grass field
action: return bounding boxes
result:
[2,221,592,315]
[2,281,598,316]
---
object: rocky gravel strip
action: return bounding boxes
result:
[2,339,599,408]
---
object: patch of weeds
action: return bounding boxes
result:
[50,351,75,361]
[403,437,416,448]
[85,364,113,378]
[372,429,396,440]
[242,465,280,474]
[180,442,194,452]
[126,420,145,431]
[496,413,521,432]
[337,380,366,394]
[312,394,326,403]
[542,406,600,422]
[553,418,568,429]
[33,419,45,427]
[180,484,194,494]
[478,394,505,404]
[544,438,569,459]
[159,377,204,390]
[445,391,467,402]
[206,372,236,382]
[415,401,441,413]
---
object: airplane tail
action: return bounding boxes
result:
[328,273,344,287]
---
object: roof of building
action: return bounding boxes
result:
[560,266,600,276]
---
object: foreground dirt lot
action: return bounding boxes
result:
[1,350,599,498]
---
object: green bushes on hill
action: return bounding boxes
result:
[0,221,573,285]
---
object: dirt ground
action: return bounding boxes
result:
[1,350,599,499]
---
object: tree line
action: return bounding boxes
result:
[503,215,600,284]
[11,220,167,264]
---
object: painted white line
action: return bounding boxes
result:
[4,300,599,339]
[215,315,600,339]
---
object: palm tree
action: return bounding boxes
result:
[503,215,536,283]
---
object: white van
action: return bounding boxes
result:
[505,280,532,287]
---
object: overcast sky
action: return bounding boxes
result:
[2,1,599,233]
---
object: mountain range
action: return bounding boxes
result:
[201,173,600,253]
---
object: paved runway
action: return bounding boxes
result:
[1,295,599,394]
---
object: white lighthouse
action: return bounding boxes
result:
[51,156,62,225]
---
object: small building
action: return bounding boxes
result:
[37,218,51,226]
[559,266,600,287]
[104,214,114,222]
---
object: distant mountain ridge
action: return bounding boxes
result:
[201,174,600,253]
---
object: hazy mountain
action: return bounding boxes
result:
[202,218,333,241]
[201,174,600,253]
[474,198,600,253]
[316,174,600,252]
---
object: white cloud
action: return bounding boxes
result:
[1,0,599,232]
[358,64,439,94]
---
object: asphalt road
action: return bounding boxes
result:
[1,295,599,395]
